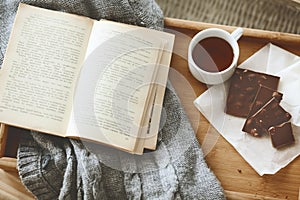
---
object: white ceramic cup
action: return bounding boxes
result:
[188,27,243,85]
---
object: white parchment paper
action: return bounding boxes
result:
[194,43,300,175]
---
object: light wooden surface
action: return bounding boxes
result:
[0,158,34,200]
[0,18,300,199]
[165,18,300,200]
[0,124,7,157]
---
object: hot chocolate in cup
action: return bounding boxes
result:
[188,27,243,85]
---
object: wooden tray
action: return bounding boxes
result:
[165,18,300,200]
[1,18,300,199]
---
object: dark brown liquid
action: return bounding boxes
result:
[192,37,234,72]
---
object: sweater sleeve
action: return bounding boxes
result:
[17,132,73,199]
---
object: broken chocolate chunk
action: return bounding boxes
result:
[248,85,283,117]
[243,97,291,137]
[269,122,295,148]
[225,68,280,117]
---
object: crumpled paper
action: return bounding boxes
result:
[194,43,300,175]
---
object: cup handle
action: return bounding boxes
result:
[231,27,243,41]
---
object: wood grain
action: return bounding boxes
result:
[0,124,8,157]
[0,157,17,172]
[165,18,300,200]
[291,0,300,4]
[0,168,34,200]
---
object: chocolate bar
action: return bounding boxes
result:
[225,68,280,117]
[242,85,282,136]
[269,122,295,149]
[247,85,283,117]
[243,97,291,137]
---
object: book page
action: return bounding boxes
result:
[67,20,165,152]
[143,34,175,149]
[133,42,166,153]
[0,4,93,136]
[135,37,174,151]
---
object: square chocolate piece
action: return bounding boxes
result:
[247,85,283,117]
[225,68,280,117]
[243,97,291,137]
[242,86,282,136]
[269,122,295,149]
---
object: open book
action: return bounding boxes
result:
[0,3,175,154]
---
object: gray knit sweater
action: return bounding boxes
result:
[1,0,226,199]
